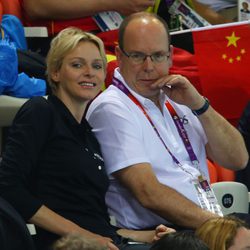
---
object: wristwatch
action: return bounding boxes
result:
[192,97,210,116]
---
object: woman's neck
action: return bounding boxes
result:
[55,93,87,123]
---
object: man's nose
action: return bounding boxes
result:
[142,56,154,72]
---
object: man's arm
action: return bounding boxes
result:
[23,0,154,20]
[191,0,233,24]
[114,163,218,229]
[153,74,249,170]
[199,105,248,170]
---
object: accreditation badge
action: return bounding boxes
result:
[93,12,123,32]
[194,175,223,216]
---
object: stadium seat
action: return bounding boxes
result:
[207,159,218,183]
[1,0,23,21]
[211,181,249,215]
[0,95,27,156]
[0,196,36,249]
[207,160,235,183]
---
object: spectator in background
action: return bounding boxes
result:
[196,216,250,250]
[150,231,209,250]
[20,0,155,36]
[21,0,236,34]
[236,101,250,191]
[192,0,237,23]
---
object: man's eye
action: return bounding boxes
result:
[130,53,144,59]
[153,53,164,60]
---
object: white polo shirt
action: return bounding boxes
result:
[86,69,209,229]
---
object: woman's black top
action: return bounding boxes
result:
[0,95,119,249]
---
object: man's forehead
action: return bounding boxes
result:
[124,19,169,48]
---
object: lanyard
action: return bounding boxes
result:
[165,101,199,165]
[112,76,201,178]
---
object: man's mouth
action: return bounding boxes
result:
[139,79,156,84]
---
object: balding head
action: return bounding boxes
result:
[118,12,171,51]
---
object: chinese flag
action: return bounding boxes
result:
[170,47,201,93]
[193,22,250,125]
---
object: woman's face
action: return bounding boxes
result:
[228,227,250,250]
[52,41,105,104]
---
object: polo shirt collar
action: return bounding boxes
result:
[47,95,91,131]
[114,68,166,107]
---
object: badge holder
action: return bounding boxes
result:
[93,12,123,32]
[194,175,223,216]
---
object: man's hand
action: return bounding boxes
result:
[150,74,205,110]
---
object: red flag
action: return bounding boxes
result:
[193,22,250,125]
[97,29,118,55]
[170,47,201,93]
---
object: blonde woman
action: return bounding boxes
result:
[196,216,250,250]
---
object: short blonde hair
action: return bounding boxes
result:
[196,216,248,250]
[46,27,107,93]
[52,233,108,250]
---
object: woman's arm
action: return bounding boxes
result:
[30,205,118,249]
[117,225,175,243]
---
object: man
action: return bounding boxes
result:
[86,12,248,230]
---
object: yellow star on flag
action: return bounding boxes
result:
[226,32,240,47]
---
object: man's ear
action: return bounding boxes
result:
[168,45,174,68]
[115,46,122,64]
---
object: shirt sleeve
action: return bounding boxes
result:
[0,97,53,220]
[87,98,150,176]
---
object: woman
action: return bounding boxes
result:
[0,27,174,250]
[196,216,250,250]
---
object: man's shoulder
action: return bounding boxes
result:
[90,86,129,108]
[87,86,135,120]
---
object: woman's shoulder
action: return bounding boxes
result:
[16,96,54,121]
[23,96,53,110]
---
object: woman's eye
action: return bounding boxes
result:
[93,64,103,70]
[72,63,82,68]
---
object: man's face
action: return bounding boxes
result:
[116,17,172,102]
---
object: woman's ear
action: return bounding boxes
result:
[51,71,60,83]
